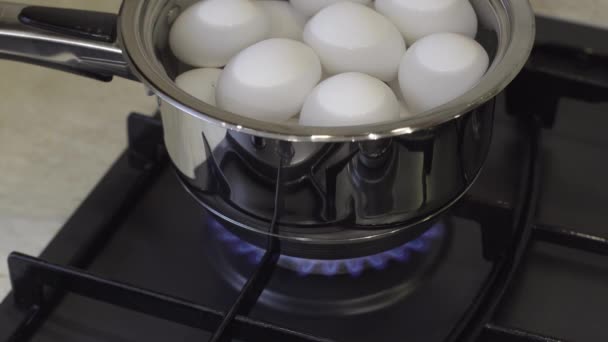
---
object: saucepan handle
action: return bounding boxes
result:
[0,2,134,82]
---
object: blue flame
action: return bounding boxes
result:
[209,220,445,278]
[345,258,366,277]
[407,239,429,253]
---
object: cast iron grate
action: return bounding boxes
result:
[7,110,605,342]
[2,20,608,341]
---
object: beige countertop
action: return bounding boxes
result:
[1,0,607,297]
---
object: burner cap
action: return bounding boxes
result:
[210,220,446,277]
[205,220,449,315]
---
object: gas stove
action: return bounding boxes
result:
[1,16,608,342]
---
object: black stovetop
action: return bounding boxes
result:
[1,17,608,342]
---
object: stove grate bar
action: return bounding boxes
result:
[207,242,280,342]
[6,253,332,342]
[453,195,515,261]
[481,323,569,342]
[446,118,543,342]
[532,224,608,256]
[208,143,293,342]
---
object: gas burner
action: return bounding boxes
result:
[204,218,449,315]
[210,219,446,277]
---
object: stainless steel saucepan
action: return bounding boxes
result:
[0,0,535,259]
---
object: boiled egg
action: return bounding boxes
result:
[398,33,489,114]
[289,0,372,17]
[175,68,222,105]
[375,0,478,45]
[257,1,307,40]
[303,2,406,82]
[216,38,322,122]
[300,72,400,127]
[172,68,226,175]
[169,0,269,68]
[399,103,414,118]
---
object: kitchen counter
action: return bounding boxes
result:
[1,0,607,297]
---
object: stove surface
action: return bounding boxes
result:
[27,170,492,342]
[1,17,608,342]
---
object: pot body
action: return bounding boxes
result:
[161,98,494,233]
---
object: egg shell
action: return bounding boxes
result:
[303,2,406,82]
[173,68,226,169]
[399,102,414,118]
[257,0,307,40]
[375,0,478,45]
[169,0,269,68]
[300,72,400,127]
[289,0,372,17]
[175,68,223,105]
[398,33,489,114]
[216,38,322,122]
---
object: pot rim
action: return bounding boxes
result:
[119,0,535,142]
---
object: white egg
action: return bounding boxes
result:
[300,72,400,127]
[216,38,322,122]
[375,0,478,45]
[398,33,489,114]
[169,0,269,68]
[257,1,306,40]
[174,68,226,159]
[303,2,406,82]
[175,68,222,105]
[289,0,372,17]
[399,102,414,118]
